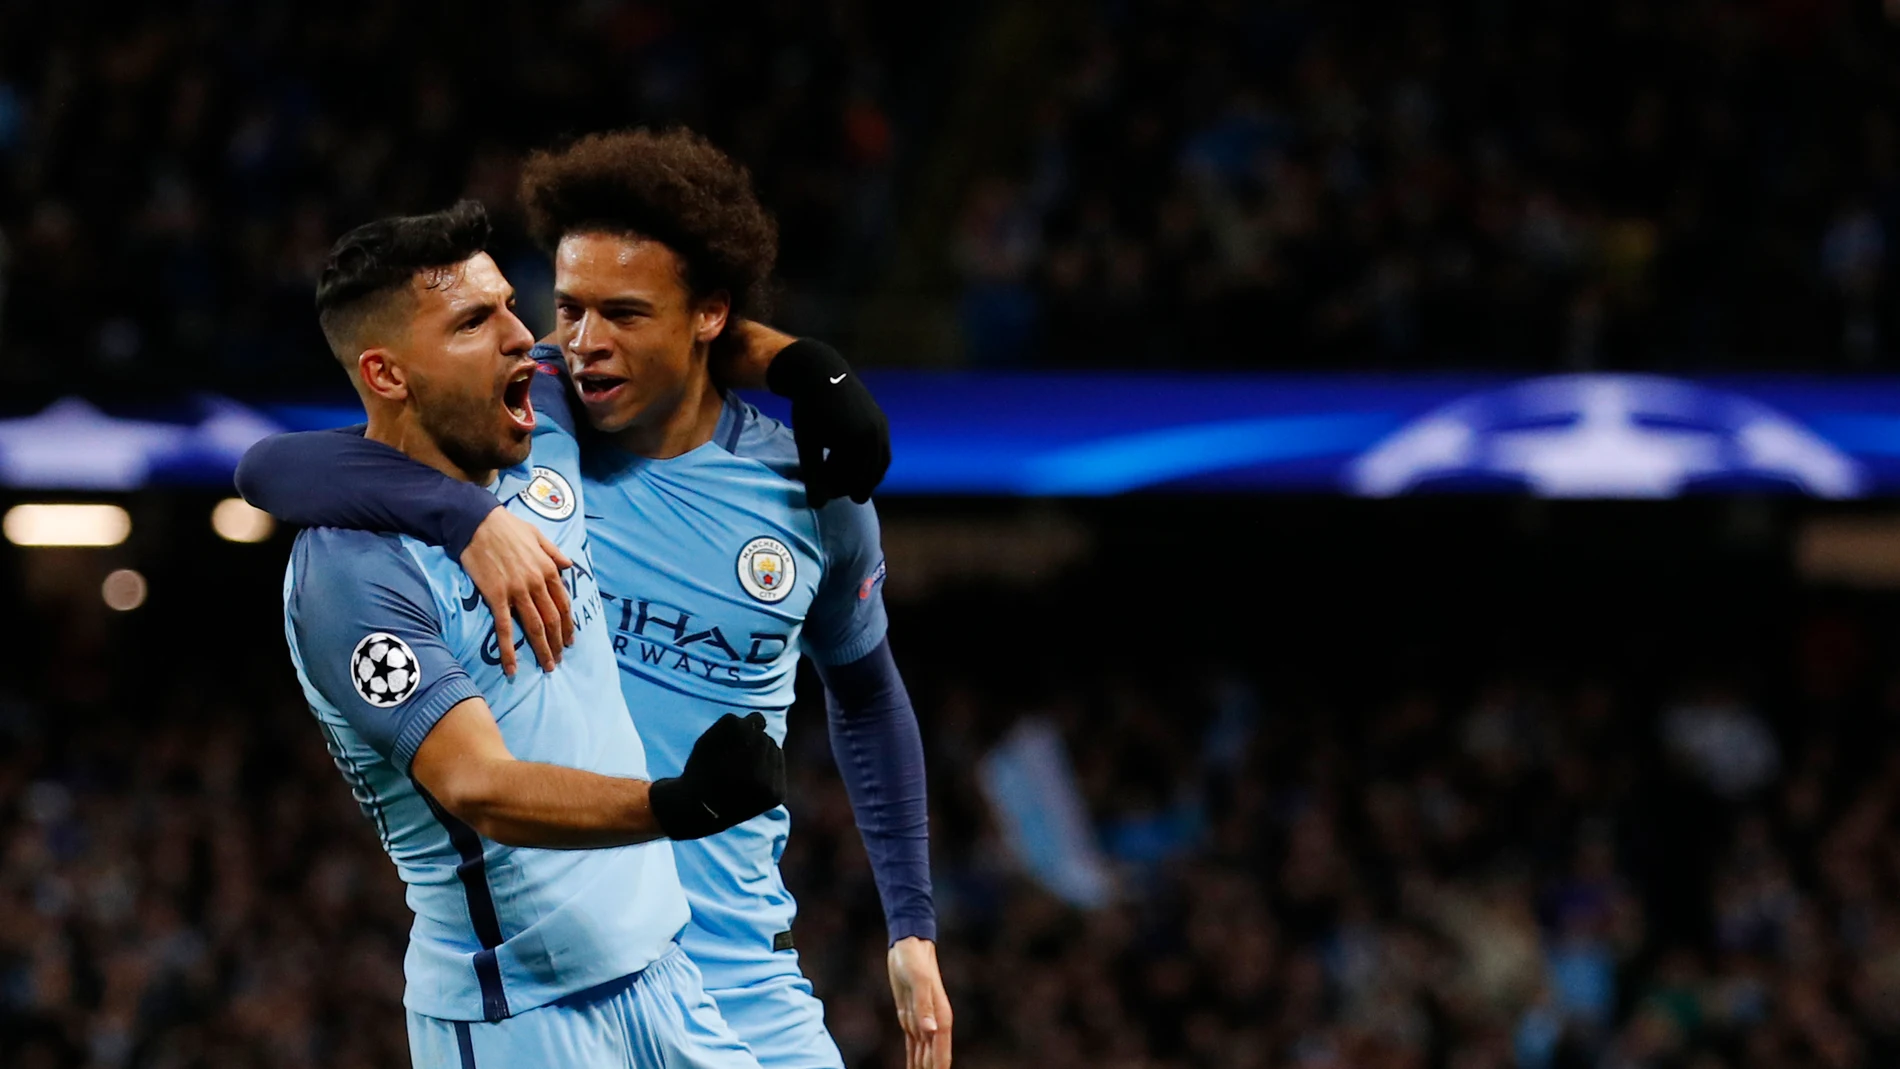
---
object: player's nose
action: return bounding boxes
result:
[498,307,536,356]
[568,311,613,359]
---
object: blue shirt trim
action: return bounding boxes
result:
[390,676,484,773]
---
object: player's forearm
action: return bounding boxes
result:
[416,701,784,847]
[713,319,797,390]
[236,427,499,558]
[435,759,662,849]
[817,640,938,942]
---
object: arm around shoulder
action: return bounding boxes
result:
[238,428,501,558]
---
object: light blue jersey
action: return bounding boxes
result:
[282,423,691,1024]
[579,392,888,993]
[255,369,894,1068]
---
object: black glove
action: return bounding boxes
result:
[766,338,892,507]
[650,712,787,841]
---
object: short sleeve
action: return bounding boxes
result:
[289,529,484,771]
[805,498,890,666]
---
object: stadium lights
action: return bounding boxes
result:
[3,504,132,547]
[101,569,147,611]
[212,498,275,543]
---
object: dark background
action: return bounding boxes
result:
[7,2,1900,1069]
[7,493,1899,1069]
[8,0,1900,385]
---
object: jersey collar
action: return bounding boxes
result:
[712,390,749,455]
[576,391,750,481]
[490,457,538,503]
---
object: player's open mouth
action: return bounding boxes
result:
[574,372,628,405]
[503,366,536,431]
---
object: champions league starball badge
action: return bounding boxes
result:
[736,536,796,603]
[351,632,422,708]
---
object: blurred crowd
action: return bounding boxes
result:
[0,0,930,388]
[4,591,1900,1069]
[954,0,1900,370]
[12,1,1900,379]
[920,626,1900,1069]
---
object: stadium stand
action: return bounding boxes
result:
[10,2,1900,377]
[1,503,1894,1069]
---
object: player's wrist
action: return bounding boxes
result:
[887,917,939,946]
[649,776,722,841]
[652,713,786,840]
[446,502,510,562]
[765,338,851,400]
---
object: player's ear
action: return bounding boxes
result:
[357,348,410,402]
[694,291,731,345]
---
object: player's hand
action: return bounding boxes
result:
[650,713,786,840]
[888,937,952,1069]
[766,338,891,507]
[461,507,575,678]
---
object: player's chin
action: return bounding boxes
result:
[497,427,533,467]
[578,395,635,435]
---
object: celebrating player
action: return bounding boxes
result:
[240,130,951,1069]
[283,202,789,1068]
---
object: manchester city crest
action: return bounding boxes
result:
[521,466,576,521]
[737,536,795,603]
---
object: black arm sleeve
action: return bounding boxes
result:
[234,426,499,560]
[814,639,936,943]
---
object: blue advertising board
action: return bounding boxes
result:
[8,373,1900,497]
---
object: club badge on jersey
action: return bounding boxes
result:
[736,536,796,603]
[522,467,577,521]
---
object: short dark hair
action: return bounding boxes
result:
[315,200,493,362]
[519,128,778,326]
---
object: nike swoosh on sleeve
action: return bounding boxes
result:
[829,373,847,384]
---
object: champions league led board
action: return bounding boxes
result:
[11,374,1900,497]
